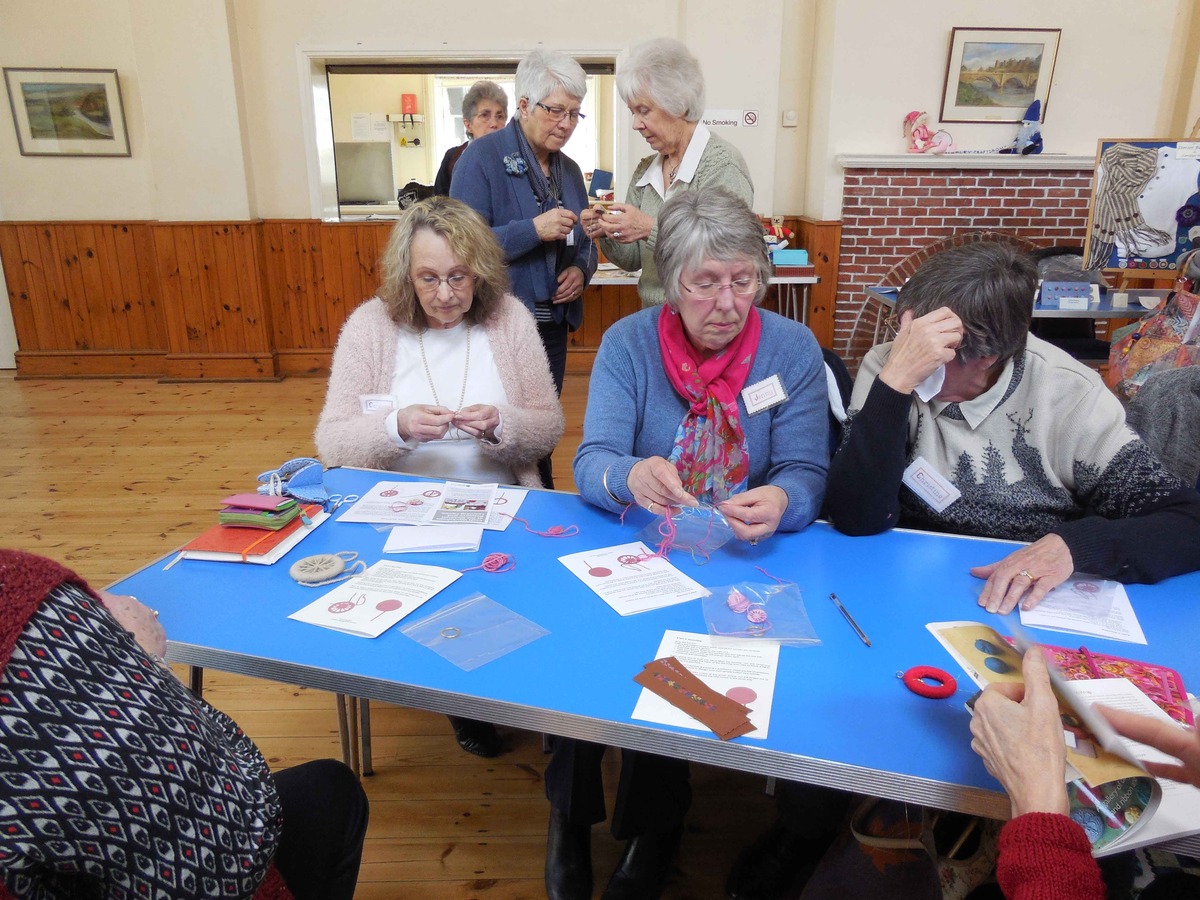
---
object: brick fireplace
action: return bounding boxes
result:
[833,154,1096,366]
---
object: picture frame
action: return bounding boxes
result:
[3,67,130,157]
[939,27,1060,124]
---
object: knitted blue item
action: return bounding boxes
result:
[257,457,329,504]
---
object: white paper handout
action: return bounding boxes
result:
[338,480,524,530]
[337,480,446,524]
[632,630,779,739]
[1020,575,1146,644]
[288,560,461,638]
[383,523,483,554]
[558,542,708,615]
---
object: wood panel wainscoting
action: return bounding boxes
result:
[2,217,844,381]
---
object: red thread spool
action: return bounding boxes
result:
[902,666,957,699]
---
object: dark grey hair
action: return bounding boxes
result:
[654,185,771,309]
[462,80,508,123]
[515,46,586,107]
[896,242,1037,361]
[616,37,705,123]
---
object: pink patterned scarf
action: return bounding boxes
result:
[656,305,761,502]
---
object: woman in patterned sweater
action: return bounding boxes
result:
[0,549,368,899]
[825,241,1200,612]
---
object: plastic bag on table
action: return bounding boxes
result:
[636,503,735,563]
[701,581,821,647]
[400,592,548,671]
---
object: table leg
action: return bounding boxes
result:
[336,693,352,772]
[359,699,373,776]
[188,666,204,699]
[347,696,361,777]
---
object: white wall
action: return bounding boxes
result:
[0,253,15,368]
[805,0,1196,218]
[0,0,154,219]
[227,0,786,216]
[2,0,1198,226]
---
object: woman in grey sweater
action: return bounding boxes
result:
[582,37,754,307]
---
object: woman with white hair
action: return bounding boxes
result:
[433,80,508,195]
[582,37,754,307]
[452,48,595,488]
[543,186,829,900]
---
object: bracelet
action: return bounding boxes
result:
[602,466,624,505]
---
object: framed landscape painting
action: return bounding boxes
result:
[940,28,1060,124]
[4,67,130,157]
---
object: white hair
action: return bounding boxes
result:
[616,37,705,122]
[515,46,586,106]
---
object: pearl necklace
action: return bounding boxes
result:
[417,324,471,411]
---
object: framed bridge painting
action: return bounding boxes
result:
[939,27,1060,124]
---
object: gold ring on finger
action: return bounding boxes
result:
[1019,569,1035,581]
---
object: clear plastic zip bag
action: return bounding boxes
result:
[701,581,821,647]
[400,592,549,671]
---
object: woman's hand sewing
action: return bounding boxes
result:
[719,485,789,543]
[453,404,501,443]
[396,404,455,443]
[628,456,698,514]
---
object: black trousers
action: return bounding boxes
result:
[536,319,569,490]
[544,737,692,840]
[272,758,369,900]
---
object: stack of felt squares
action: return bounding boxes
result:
[217,493,302,530]
[634,656,756,741]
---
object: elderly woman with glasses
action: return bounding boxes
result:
[542,186,829,900]
[433,80,508,196]
[315,196,563,758]
[452,49,595,476]
[826,240,1200,612]
[581,37,753,308]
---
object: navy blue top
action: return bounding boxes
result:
[452,118,595,329]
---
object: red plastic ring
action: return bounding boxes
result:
[902,665,957,700]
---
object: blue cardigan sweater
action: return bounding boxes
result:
[451,118,595,329]
[574,306,830,532]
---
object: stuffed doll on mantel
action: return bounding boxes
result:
[903,111,955,153]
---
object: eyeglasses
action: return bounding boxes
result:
[535,101,586,123]
[412,272,475,293]
[678,277,760,302]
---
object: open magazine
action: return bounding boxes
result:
[928,621,1200,857]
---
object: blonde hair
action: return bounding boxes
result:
[378,196,510,330]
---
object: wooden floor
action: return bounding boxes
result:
[0,371,779,899]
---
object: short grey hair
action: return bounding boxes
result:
[515,46,586,107]
[462,80,508,122]
[896,242,1037,361]
[616,37,706,122]
[654,185,771,309]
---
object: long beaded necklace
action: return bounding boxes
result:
[417,325,471,410]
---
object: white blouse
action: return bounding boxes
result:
[383,322,514,484]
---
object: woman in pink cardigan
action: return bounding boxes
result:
[315,196,564,755]
[315,196,564,489]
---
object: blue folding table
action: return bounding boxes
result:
[112,466,1200,823]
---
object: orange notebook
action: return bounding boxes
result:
[171,505,327,565]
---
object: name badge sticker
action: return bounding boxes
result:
[741,375,788,415]
[360,394,397,414]
[902,456,962,513]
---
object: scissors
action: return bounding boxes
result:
[325,493,360,512]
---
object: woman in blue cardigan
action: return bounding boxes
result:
[451,47,595,429]
[546,186,830,900]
